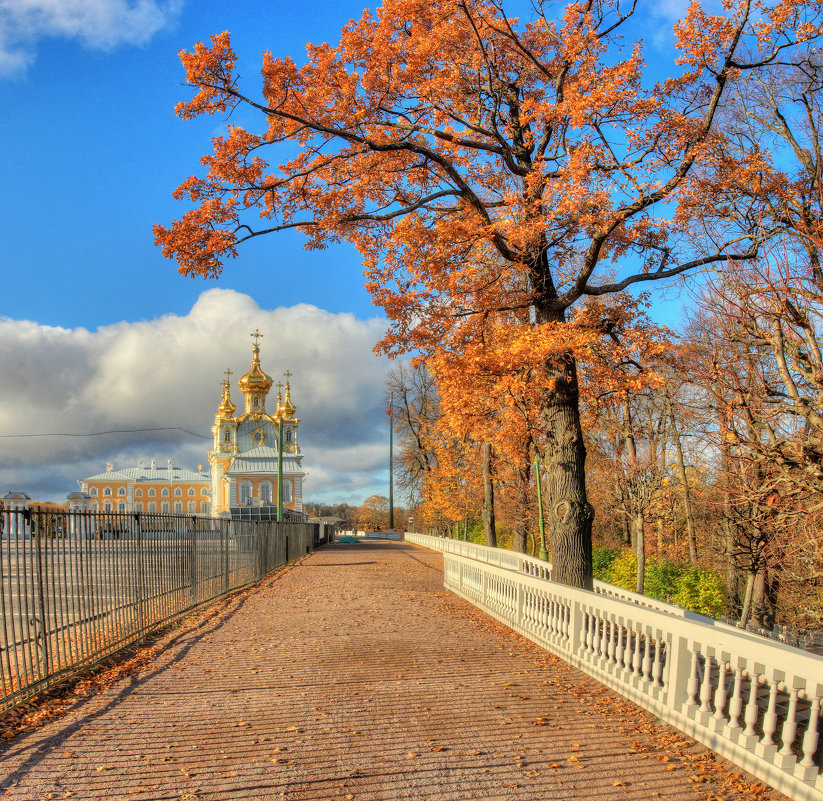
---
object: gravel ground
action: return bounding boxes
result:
[0,540,783,801]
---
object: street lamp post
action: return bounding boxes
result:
[388,392,394,532]
[277,412,284,523]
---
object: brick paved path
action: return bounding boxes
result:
[0,541,773,801]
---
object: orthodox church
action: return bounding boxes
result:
[208,331,305,517]
[78,332,305,519]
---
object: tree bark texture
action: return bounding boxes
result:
[540,354,593,589]
[482,442,497,548]
[512,461,531,554]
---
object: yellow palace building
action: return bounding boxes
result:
[79,333,305,519]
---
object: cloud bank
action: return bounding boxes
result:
[0,289,392,505]
[0,0,181,75]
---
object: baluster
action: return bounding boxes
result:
[652,638,664,687]
[799,695,820,769]
[760,678,779,748]
[699,655,714,713]
[579,610,589,655]
[615,624,625,669]
[712,662,728,726]
[642,633,652,682]
[728,667,744,729]
[777,688,799,764]
[632,629,643,676]
[608,620,617,664]
[686,649,700,706]
[742,673,760,738]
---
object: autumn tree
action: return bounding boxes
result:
[156,0,822,588]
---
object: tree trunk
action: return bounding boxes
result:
[512,461,531,554]
[540,352,593,589]
[633,512,646,594]
[482,442,497,548]
[666,393,698,565]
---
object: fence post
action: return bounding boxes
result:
[135,513,144,633]
[223,519,230,593]
[31,507,50,679]
[189,516,197,605]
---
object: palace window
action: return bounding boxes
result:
[118,487,126,497]
[91,501,98,512]
[90,487,98,497]
[161,501,170,513]
[187,501,195,513]
[135,502,143,512]
[174,501,183,514]
[283,482,293,503]
[260,481,272,504]
[200,501,209,513]
[201,487,209,495]
[174,487,182,497]
[103,501,112,512]
[117,501,125,513]
[148,487,156,497]
[161,487,169,497]
[148,501,157,513]
[135,488,143,498]
[187,487,195,496]
[103,486,112,497]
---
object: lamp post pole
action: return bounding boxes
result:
[535,456,549,561]
[277,413,284,523]
[389,392,394,532]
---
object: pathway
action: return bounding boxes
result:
[0,541,781,800]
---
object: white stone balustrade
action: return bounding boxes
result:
[405,531,823,801]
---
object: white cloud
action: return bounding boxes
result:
[0,289,393,505]
[0,0,182,76]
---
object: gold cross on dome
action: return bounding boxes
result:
[251,329,263,347]
[223,368,233,386]
[283,370,292,382]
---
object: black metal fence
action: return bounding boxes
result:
[0,506,333,713]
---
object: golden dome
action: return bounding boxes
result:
[238,343,273,394]
[281,378,296,419]
[215,373,236,421]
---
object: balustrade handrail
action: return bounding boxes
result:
[405,531,823,801]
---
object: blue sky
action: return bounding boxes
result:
[0,0,692,504]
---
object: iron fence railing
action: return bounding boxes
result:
[0,505,331,712]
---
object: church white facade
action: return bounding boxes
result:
[208,332,305,517]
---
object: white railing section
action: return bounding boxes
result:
[404,532,823,801]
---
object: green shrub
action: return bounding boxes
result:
[592,546,620,581]
[594,549,726,619]
[671,567,726,618]
[606,550,638,592]
[644,560,684,603]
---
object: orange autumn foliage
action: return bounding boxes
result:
[156,0,823,586]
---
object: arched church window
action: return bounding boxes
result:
[148,487,156,497]
[224,429,231,442]
[239,481,252,506]
[253,397,259,406]
[286,430,292,443]
[260,482,272,504]
[283,482,293,503]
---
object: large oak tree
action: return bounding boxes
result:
[156,0,821,588]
